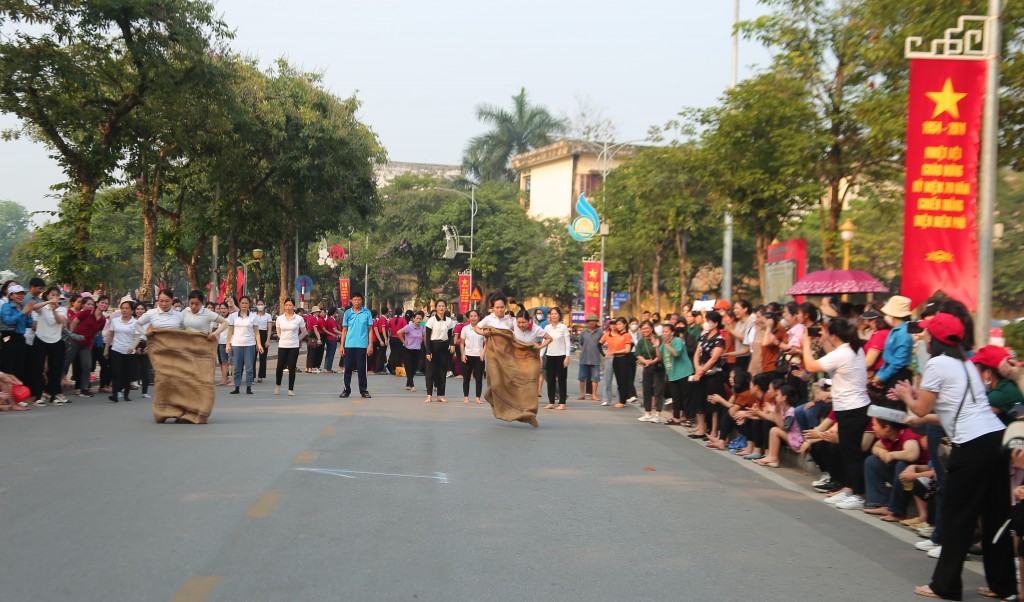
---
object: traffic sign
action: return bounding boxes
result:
[295,275,313,295]
[612,292,629,310]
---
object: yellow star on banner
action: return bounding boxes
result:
[587,269,598,279]
[925,78,968,119]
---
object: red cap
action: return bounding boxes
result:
[919,312,964,345]
[971,345,1011,369]
[713,299,731,311]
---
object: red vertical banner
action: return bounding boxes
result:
[458,274,471,314]
[583,260,602,319]
[339,278,350,309]
[901,58,986,310]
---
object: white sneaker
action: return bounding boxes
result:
[287,390,295,396]
[626,396,638,403]
[663,398,673,406]
[823,491,851,505]
[812,473,832,488]
[600,401,611,406]
[651,415,663,424]
[638,414,653,422]
[142,393,151,399]
[915,540,940,552]
[927,545,943,559]
[274,386,281,395]
[835,495,865,510]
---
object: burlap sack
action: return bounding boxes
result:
[482,328,540,428]
[147,328,217,424]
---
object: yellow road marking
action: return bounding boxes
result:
[339,411,353,417]
[244,492,283,517]
[320,426,337,436]
[292,450,320,465]
[170,576,221,602]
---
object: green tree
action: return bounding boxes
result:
[463,87,567,182]
[0,0,227,287]
[0,200,32,272]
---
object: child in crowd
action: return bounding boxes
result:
[755,384,804,468]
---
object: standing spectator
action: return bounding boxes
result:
[134,302,155,398]
[894,312,1015,601]
[373,309,389,374]
[103,300,138,403]
[635,320,664,423]
[339,293,373,399]
[459,309,486,405]
[542,306,571,410]
[322,307,341,374]
[252,300,274,382]
[728,300,756,372]
[424,300,456,404]
[398,310,424,391]
[691,311,727,439]
[577,314,603,402]
[600,318,634,408]
[30,286,67,405]
[387,307,407,374]
[0,284,33,384]
[214,302,231,386]
[69,296,107,397]
[662,323,694,426]
[225,296,263,395]
[872,295,915,389]
[274,299,306,396]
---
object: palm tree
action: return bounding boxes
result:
[463,87,568,182]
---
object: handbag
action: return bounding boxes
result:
[936,361,977,470]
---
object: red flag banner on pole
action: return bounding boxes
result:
[458,273,470,314]
[583,260,602,320]
[339,278,350,309]
[901,58,986,310]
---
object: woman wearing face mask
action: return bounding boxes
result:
[692,311,727,439]
[252,300,274,383]
[635,320,665,423]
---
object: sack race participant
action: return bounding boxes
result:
[481,328,542,428]
[147,328,218,424]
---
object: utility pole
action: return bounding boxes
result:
[721,0,739,302]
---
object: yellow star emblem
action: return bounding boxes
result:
[925,78,968,119]
[587,269,598,279]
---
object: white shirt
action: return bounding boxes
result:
[253,312,273,331]
[135,307,184,334]
[544,323,571,356]
[425,315,455,341]
[105,316,137,355]
[182,306,224,334]
[34,305,67,344]
[276,314,307,349]
[513,322,546,345]
[461,327,486,357]
[921,354,1005,444]
[227,311,258,347]
[816,343,871,411]
[478,313,514,331]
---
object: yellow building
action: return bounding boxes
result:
[510,139,640,222]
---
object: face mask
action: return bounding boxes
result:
[780,318,790,328]
[884,315,895,327]
[629,324,638,332]
[702,322,712,333]
[256,305,265,312]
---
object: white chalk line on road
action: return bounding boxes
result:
[294,467,450,484]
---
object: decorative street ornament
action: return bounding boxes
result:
[317,246,338,268]
[567,193,600,242]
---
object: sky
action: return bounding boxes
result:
[0,0,772,221]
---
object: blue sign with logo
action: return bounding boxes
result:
[612,292,629,310]
[567,194,600,242]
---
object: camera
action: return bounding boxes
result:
[808,325,822,338]
[906,321,923,335]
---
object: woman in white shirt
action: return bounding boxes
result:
[133,289,184,347]
[253,300,274,382]
[513,310,552,348]
[226,296,264,394]
[181,290,227,341]
[274,298,307,396]
[424,300,456,403]
[103,300,138,403]
[459,309,487,405]
[542,306,572,410]
[474,293,514,334]
[214,302,231,386]
[32,286,68,405]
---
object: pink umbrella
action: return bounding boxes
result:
[785,269,889,296]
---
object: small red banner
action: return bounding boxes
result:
[901,58,986,310]
[339,278,350,309]
[583,260,602,320]
[458,274,471,314]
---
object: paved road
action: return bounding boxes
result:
[0,352,987,601]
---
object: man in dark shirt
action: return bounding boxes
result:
[577,314,604,401]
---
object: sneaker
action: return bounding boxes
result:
[35,396,48,407]
[651,415,663,424]
[812,473,832,488]
[626,396,638,403]
[927,545,943,559]
[915,540,940,552]
[600,401,610,406]
[287,390,295,396]
[823,491,852,505]
[663,398,673,406]
[836,495,865,510]
[274,386,281,395]
[916,527,935,538]
[79,390,94,398]
[142,393,151,399]
[638,414,653,422]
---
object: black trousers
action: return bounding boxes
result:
[1,332,27,382]
[34,339,65,397]
[626,352,638,398]
[834,405,870,496]
[463,355,484,398]
[425,340,450,396]
[109,350,137,400]
[276,347,300,390]
[741,418,773,450]
[666,378,691,420]
[929,430,1016,600]
[612,355,632,403]
[257,330,270,378]
[388,338,404,372]
[342,347,368,394]
[545,355,568,404]
[403,347,420,388]
[375,342,387,373]
[641,366,665,412]
[92,346,110,387]
[695,371,725,419]
[136,341,152,395]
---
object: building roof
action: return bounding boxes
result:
[510,139,642,170]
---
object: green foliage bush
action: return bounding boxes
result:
[1004,322,1024,354]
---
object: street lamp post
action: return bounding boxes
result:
[238,249,263,298]
[596,140,644,322]
[436,186,477,308]
[840,219,856,302]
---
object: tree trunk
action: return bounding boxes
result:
[651,246,662,314]
[72,179,98,290]
[225,237,238,301]
[278,237,289,309]
[177,232,207,294]
[756,234,770,303]
[140,195,158,300]
[675,230,689,311]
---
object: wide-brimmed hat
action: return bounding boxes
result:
[971,345,1011,370]
[919,312,964,345]
[821,302,839,318]
[310,306,321,312]
[1003,422,1024,450]
[881,295,912,318]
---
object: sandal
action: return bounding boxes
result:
[979,587,999,599]
[880,514,906,522]
[755,458,779,468]
[913,585,942,599]
[475,399,483,404]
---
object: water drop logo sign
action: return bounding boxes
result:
[567,194,600,242]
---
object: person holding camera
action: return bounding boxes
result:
[871,295,915,390]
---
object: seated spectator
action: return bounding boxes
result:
[801,412,841,492]
[897,462,937,532]
[733,373,783,461]
[706,369,755,451]
[863,417,927,521]
[755,384,804,468]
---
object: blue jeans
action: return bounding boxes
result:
[232,345,257,387]
[794,401,822,432]
[602,358,615,400]
[324,340,339,371]
[864,455,912,513]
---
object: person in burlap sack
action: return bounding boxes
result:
[476,307,552,428]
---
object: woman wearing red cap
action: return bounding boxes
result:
[894,312,1015,601]
[971,345,1024,424]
